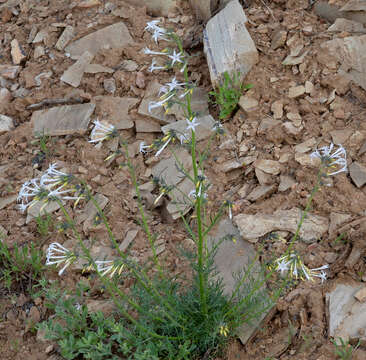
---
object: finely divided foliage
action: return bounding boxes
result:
[12,18,347,360]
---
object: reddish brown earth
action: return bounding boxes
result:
[1,0,366,359]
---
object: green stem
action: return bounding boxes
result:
[57,201,181,339]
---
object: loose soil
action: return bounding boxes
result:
[1,0,366,359]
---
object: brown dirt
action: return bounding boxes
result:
[1,0,366,359]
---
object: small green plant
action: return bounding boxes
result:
[332,338,360,360]
[209,71,253,120]
[31,131,53,167]
[0,240,44,292]
[36,213,54,238]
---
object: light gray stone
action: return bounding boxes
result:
[124,0,177,16]
[0,195,17,210]
[84,64,114,74]
[255,159,281,175]
[328,18,366,32]
[349,161,366,188]
[203,0,257,87]
[61,51,94,87]
[32,103,95,136]
[0,65,20,79]
[169,88,209,121]
[294,138,316,153]
[0,114,14,133]
[330,128,353,145]
[326,281,366,344]
[329,212,351,236]
[207,219,274,344]
[65,22,133,59]
[189,0,219,21]
[234,208,329,243]
[92,96,138,130]
[26,200,61,223]
[239,96,258,113]
[152,148,192,187]
[246,184,277,202]
[340,0,366,24]
[162,115,215,142]
[119,229,138,252]
[138,99,175,125]
[279,175,296,192]
[321,35,366,91]
[55,25,74,51]
[288,85,305,98]
[135,118,161,133]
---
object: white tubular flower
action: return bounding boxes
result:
[152,29,168,43]
[186,117,200,132]
[179,133,188,145]
[46,242,76,276]
[310,143,347,176]
[145,20,162,32]
[143,48,167,56]
[155,137,171,157]
[274,253,329,283]
[148,93,175,113]
[168,50,184,66]
[139,141,150,154]
[89,120,116,144]
[276,259,289,275]
[165,77,185,92]
[148,59,166,72]
[40,163,71,188]
[96,260,124,278]
[17,178,48,212]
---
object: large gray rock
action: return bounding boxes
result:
[31,103,95,136]
[208,219,274,344]
[326,281,366,344]
[234,208,329,243]
[203,0,258,87]
[65,22,133,59]
[321,35,366,91]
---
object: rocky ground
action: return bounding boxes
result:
[2,0,366,359]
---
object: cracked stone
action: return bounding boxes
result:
[61,51,94,88]
[32,103,95,135]
[234,208,329,243]
[254,159,281,175]
[246,184,277,202]
[203,0,257,87]
[65,22,134,59]
[55,25,74,51]
[350,161,366,188]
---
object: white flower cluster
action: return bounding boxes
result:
[45,242,77,276]
[275,253,329,283]
[89,120,117,145]
[310,143,347,176]
[17,163,78,213]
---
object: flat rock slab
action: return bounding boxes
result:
[162,115,215,142]
[190,0,219,21]
[170,88,209,121]
[26,200,61,223]
[65,22,134,59]
[92,96,139,130]
[32,103,95,136]
[152,148,192,187]
[138,99,175,125]
[203,0,258,87]
[234,208,329,243]
[124,0,177,16]
[0,114,14,134]
[349,161,366,188]
[166,175,195,219]
[208,219,274,344]
[61,51,94,87]
[326,281,366,344]
[321,35,366,91]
